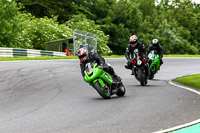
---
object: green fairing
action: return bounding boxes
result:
[151,57,160,72]
[99,72,113,85]
[84,64,103,83]
[84,63,113,86]
[148,52,160,73]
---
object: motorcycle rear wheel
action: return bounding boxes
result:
[116,83,126,96]
[149,73,154,79]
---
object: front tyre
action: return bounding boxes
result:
[93,81,111,99]
[116,83,126,96]
[138,69,146,86]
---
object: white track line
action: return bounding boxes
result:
[169,80,200,95]
[153,119,200,133]
[153,80,200,133]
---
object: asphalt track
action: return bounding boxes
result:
[0,57,200,133]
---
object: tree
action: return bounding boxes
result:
[16,0,95,23]
[0,0,20,47]
[172,0,200,53]
[4,0,200,54]
[0,0,73,49]
[100,0,143,54]
[17,14,73,49]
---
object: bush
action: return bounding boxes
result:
[0,0,20,47]
[17,14,73,49]
[0,0,73,50]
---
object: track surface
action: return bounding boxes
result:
[0,57,200,133]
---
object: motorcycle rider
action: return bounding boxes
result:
[78,47,122,84]
[125,35,149,76]
[147,39,163,69]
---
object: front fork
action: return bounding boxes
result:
[133,65,149,80]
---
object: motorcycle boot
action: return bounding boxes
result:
[131,68,135,75]
[125,61,132,69]
[114,74,122,82]
[125,63,131,69]
[111,74,121,86]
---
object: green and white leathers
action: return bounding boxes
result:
[148,50,160,79]
[84,62,125,99]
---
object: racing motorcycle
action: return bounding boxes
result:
[131,50,148,86]
[148,50,160,79]
[84,62,126,99]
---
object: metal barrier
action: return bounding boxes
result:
[0,47,67,57]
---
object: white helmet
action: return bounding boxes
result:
[152,39,159,45]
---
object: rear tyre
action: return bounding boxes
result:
[93,81,111,99]
[149,73,154,80]
[116,83,126,96]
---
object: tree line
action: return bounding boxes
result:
[0,0,200,55]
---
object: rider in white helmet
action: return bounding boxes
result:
[147,38,163,66]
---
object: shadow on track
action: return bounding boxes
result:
[90,95,127,101]
[125,84,163,88]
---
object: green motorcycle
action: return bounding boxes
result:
[148,50,160,79]
[84,62,126,99]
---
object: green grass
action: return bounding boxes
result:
[103,55,125,58]
[164,54,200,57]
[0,55,124,61]
[0,54,200,61]
[173,74,200,90]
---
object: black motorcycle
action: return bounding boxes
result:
[131,50,149,86]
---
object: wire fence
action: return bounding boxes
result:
[73,29,99,56]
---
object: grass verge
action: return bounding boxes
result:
[0,54,200,61]
[164,54,200,57]
[103,55,125,58]
[173,74,200,90]
[0,55,124,61]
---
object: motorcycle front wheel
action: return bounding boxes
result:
[138,69,146,86]
[93,81,111,99]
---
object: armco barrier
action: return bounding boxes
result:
[13,48,27,57]
[41,50,54,56]
[0,47,67,57]
[0,47,13,57]
[26,49,41,57]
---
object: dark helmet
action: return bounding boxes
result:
[152,39,159,46]
[130,35,138,47]
[77,48,88,62]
